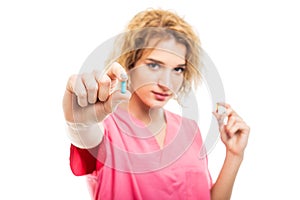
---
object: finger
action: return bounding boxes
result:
[217,102,235,116]
[213,111,228,127]
[82,73,98,104]
[238,122,251,135]
[212,111,222,121]
[225,114,242,129]
[102,90,132,114]
[216,103,227,115]
[217,102,231,109]
[227,119,250,137]
[91,82,130,123]
[97,74,111,102]
[225,121,240,138]
[66,74,76,93]
[106,62,128,81]
[217,102,244,121]
[215,103,229,125]
[225,115,234,130]
[70,75,88,107]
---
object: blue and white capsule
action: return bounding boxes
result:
[121,81,126,94]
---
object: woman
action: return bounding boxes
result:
[63,9,250,200]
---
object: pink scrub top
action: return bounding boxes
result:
[70,108,212,200]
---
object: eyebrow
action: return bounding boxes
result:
[146,58,186,67]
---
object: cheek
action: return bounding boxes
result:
[171,76,184,92]
[135,85,152,97]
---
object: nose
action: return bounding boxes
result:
[157,70,171,91]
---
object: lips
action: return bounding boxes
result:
[152,91,170,101]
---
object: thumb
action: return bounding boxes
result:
[212,111,226,134]
[101,90,131,115]
[107,62,128,81]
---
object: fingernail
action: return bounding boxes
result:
[120,73,128,80]
[217,104,226,115]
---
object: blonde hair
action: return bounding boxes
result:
[107,9,202,96]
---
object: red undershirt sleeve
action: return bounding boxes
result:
[69,144,99,176]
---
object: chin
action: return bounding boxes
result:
[148,100,169,109]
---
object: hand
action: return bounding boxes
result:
[213,103,250,157]
[62,62,131,124]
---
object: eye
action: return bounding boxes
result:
[146,63,161,70]
[174,66,185,74]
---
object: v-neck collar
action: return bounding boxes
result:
[111,107,175,149]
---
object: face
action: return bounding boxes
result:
[129,38,186,109]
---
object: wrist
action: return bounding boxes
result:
[66,121,104,149]
[225,151,244,164]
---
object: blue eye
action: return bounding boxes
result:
[146,63,161,70]
[174,67,185,74]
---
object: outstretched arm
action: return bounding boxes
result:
[210,103,250,200]
[63,62,130,149]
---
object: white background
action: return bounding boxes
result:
[1,0,299,199]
